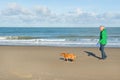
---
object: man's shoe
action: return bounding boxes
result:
[99,57,107,60]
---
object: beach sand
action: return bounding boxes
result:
[0,46,120,80]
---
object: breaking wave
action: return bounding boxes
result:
[0,36,120,47]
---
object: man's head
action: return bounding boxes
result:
[100,25,105,31]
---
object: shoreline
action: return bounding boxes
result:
[0,45,120,48]
[0,46,120,80]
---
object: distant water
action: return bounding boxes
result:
[0,27,120,47]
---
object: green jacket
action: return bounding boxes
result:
[99,29,107,45]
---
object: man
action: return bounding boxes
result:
[99,25,107,60]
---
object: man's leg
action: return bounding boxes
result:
[99,44,107,59]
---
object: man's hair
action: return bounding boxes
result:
[100,25,105,29]
[100,25,104,27]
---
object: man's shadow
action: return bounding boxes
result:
[84,51,101,59]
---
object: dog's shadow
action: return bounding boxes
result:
[59,58,73,62]
[59,58,64,60]
[84,51,101,59]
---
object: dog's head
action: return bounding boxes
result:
[60,53,66,56]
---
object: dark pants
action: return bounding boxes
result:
[99,44,107,59]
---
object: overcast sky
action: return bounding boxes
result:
[0,0,120,27]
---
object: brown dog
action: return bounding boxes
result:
[60,53,76,61]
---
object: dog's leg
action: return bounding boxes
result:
[65,58,68,61]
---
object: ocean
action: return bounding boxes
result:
[0,27,120,47]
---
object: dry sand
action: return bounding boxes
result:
[0,46,120,80]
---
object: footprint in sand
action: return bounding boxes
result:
[11,71,33,79]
